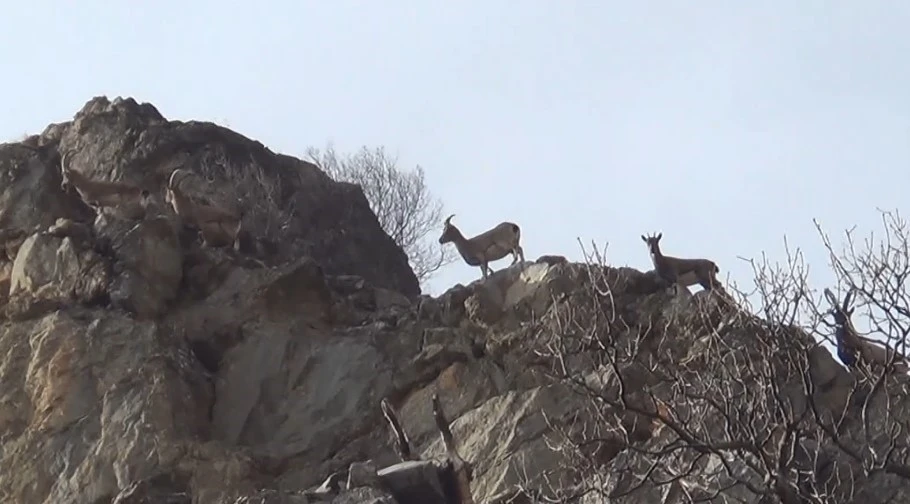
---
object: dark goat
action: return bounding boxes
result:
[641,232,720,294]
[824,287,909,373]
[378,394,474,504]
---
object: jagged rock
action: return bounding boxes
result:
[8,231,110,315]
[0,310,215,503]
[107,216,183,318]
[111,473,191,504]
[3,95,418,305]
[464,281,504,326]
[0,143,92,243]
[347,460,380,489]
[331,487,396,504]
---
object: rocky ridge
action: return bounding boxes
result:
[0,97,908,504]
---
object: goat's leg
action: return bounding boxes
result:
[697,277,713,291]
[697,269,718,291]
[660,269,678,294]
[510,246,525,265]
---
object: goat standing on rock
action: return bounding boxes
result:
[438,214,525,280]
[165,169,243,248]
[641,232,721,295]
[59,151,152,220]
[824,287,910,374]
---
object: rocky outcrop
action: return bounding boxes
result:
[1,97,909,504]
[2,96,419,302]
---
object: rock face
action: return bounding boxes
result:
[1,97,910,504]
[1,96,419,302]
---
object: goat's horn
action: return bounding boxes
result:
[823,288,839,307]
[444,214,455,226]
[167,169,186,189]
[60,151,71,171]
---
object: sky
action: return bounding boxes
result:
[2,2,910,350]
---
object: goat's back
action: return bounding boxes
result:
[378,460,460,504]
[661,255,716,274]
[469,221,520,244]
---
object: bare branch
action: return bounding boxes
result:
[306,143,457,287]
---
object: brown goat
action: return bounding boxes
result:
[641,232,721,294]
[438,214,524,279]
[165,169,242,248]
[60,151,151,219]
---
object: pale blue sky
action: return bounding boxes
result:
[2,3,910,339]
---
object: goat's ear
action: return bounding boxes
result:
[641,235,647,243]
[656,232,662,241]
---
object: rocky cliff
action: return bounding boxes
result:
[1,97,909,504]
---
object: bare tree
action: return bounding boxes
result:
[305,143,456,286]
[500,212,910,503]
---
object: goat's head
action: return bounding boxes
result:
[640,232,663,255]
[438,214,459,244]
[165,169,191,206]
[824,287,855,326]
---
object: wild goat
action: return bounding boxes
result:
[438,214,524,279]
[377,394,474,504]
[824,287,909,373]
[641,232,720,294]
[60,151,151,219]
[165,169,243,248]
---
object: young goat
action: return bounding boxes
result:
[60,151,151,219]
[438,214,525,280]
[824,287,909,373]
[641,232,720,294]
[165,169,243,248]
